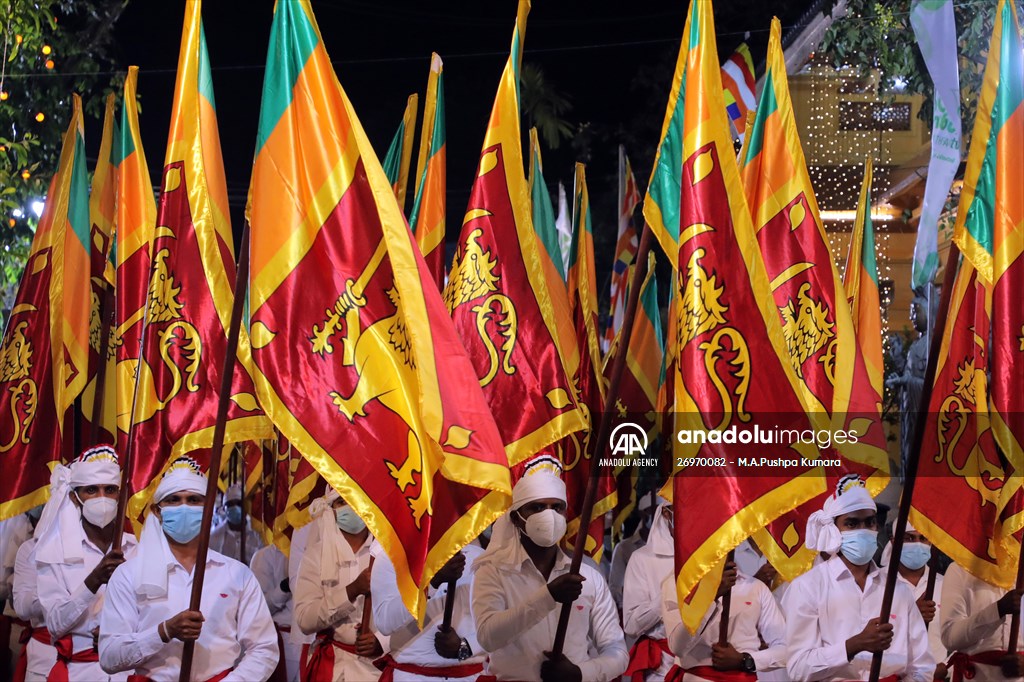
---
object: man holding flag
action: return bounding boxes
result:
[99,456,278,681]
[782,476,933,681]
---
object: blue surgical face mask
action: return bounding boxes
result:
[161,505,204,544]
[226,505,243,525]
[840,529,878,566]
[899,542,931,570]
[335,507,366,534]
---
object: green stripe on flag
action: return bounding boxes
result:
[430,74,446,157]
[68,132,91,250]
[640,269,664,355]
[862,208,879,286]
[114,101,136,166]
[198,24,218,112]
[382,120,406,187]
[255,0,320,155]
[530,155,564,280]
[743,71,778,166]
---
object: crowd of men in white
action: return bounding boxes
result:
[0,447,1021,682]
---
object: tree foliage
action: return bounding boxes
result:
[0,0,126,312]
[819,0,1024,136]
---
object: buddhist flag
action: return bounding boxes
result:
[562,163,614,560]
[445,0,585,465]
[603,147,641,354]
[114,67,157,450]
[247,0,512,621]
[909,257,1020,586]
[0,97,87,519]
[739,18,888,581]
[528,128,567,285]
[383,93,419,211]
[658,0,824,632]
[80,93,118,443]
[125,0,272,522]
[953,0,1024,501]
[721,42,756,138]
[606,253,663,539]
[410,54,446,289]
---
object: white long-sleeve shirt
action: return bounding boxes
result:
[286,522,314,648]
[293,527,387,681]
[250,544,292,629]
[609,532,645,610]
[98,549,279,682]
[782,556,934,681]
[371,544,486,680]
[471,544,628,682]
[13,538,58,679]
[895,567,946,668]
[36,531,137,675]
[623,544,675,680]
[661,572,788,674]
[209,521,263,566]
[1,513,32,601]
[940,562,1023,680]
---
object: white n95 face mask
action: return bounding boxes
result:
[80,495,118,528]
[518,508,567,547]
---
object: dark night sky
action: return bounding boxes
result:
[110,0,811,268]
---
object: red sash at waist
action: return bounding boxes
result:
[373,652,483,681]
[13,626,53,682]
[948,650,1008,682]
[46,635,99,682]
[626,636,672,682]
[303,629,360,682]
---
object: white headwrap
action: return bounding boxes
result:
[306,488,352,584]
[134,457,208,599]
[474,464,567,573]
[35,446,122,565]
[226,482,243,503]
[805,475,876,554]
[647,500,674,557]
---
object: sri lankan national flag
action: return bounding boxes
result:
[908,255,1019,586]
[739,18,889,581]
[954,0,1024,513]
[125,0,271,522]
[844,158,885,401]
[51,97,92,434]
[528,128,567,286]
[383,93,418,212]
[409,54,446,289]
[0,97,88,519]
[445,0,585,465]
[114,67,157,456]
[248,0,511,622]
[605,252,663,540]
[657,0,824,632]
[562,163,614,561]
[80,93,118,444]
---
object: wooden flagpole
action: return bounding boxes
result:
[551,223,653,656]
[869,242,960,682]
[179,225,250,682]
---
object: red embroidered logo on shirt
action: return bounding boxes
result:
[220,593,228,598]
[744,601,752,605]
[576,605,584,611]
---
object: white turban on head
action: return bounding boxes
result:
[35,446,122,565]
[135,456,208,599]
[475,458,566,572]
[226,482,243,503]
[805,474,876,554]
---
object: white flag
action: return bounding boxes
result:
[910,0,961,290]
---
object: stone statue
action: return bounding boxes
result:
[886,292,930,480]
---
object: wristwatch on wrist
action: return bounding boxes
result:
[457,637,472,661]
[741,653,756,673]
